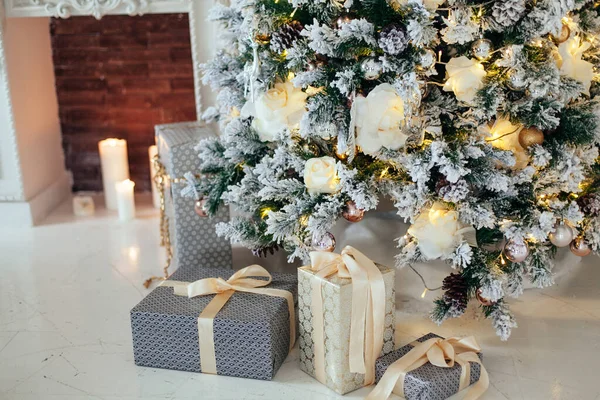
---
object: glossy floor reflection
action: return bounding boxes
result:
[1,195,599,400]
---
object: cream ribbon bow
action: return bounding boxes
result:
[160,265,296,374]
[366,336,489,400]
[309,246,386,385]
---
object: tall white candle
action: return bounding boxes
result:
[115,179,136,221]
[99,138,129,210]
[148,145,160,209]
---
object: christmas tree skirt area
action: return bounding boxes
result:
[0,197,599,399]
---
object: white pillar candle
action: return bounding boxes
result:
[99,138,130,210]
[73,195,95,217]
[148,145,160,209]
[115,179,136,221]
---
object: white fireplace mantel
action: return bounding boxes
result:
[0,0,219,225]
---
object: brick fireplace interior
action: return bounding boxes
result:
[51,13,197,192]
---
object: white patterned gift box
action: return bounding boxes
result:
[374,333,483,400]
[298,251,396,395]
[155,122,232,270]
[130,266,298,379]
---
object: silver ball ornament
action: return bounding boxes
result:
[503,239,530,263]
[312,232,336,252]
[472,38,493,61]
[549,222,574,247]
[361,58,383,80]
[507,69,527,90]
[418,49,436,70]
[570,236,592,257]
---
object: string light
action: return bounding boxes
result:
[261,208,272,219]
[421,288,429,298]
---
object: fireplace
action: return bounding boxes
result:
[52,13,197,192]
[0,1,216,225]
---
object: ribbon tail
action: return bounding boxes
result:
[311,273,327,385]
[197,290,235,374]
[458,352,489,400]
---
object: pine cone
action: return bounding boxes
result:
[578,193,600,217]
[492,0,526,27]
[435,176,450,195]
[270,21,304,53]
[442,273,469,310]
[251,243,281,258]
[378,24,408,55]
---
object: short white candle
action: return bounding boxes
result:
[115,179,136,221]
[99,138,130,210]
[148,145,160,209]
[73,195,95,217]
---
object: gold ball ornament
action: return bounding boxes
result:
[549,222,574,247]
[518,127,544,148]
[552,23,571,44]
[570,236,592,257]
[342,200,365,223]
[472,38,493,61]
[194,198,209,217]
[503,239,530,263]
[336,13,353,28]
[312,232,336,252]
[476,288,495,306]
[254,33,271,45]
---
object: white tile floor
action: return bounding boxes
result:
[1,194,599,400]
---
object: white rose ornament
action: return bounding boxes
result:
[242,81,308,142]
[408,202,476,260]
[352,83,408,155]
[443,56,486,104]
[304,157,340,194]
[558,36,594,95]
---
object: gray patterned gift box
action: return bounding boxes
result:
[374,333,483,400]
[298,262,395,395]
[130,267,298,380]
[155,121,231,270]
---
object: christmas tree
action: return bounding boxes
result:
[187,0,600,340]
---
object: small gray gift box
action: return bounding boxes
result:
[130,266,298,380]
[155,122,231,270]
[374,333,483,400]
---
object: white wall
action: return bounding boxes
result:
[5,17,66,201]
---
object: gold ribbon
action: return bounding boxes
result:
[144,155,204,289]
[366,336,489,400]
[144,155,173,288]
[309,246,386,386]
[160,265,296,374]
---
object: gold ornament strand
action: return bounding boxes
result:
[144,154,173,289]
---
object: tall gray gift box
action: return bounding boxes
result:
[155,121,231,270]
[374,333,483,400]
[131,267,298,380]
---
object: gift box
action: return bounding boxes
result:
[155,121,232,270]
[130,266,298,380]
[298,246,396,395]
[372,333,486,400]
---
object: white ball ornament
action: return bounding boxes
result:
[503,239,530,263]
[361,58,383,80]
[549,222,574,247]
[312,232,336,252]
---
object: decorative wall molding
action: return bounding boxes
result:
[5,0,189,18]
[33,0,149,19]
[0,0,26,202]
